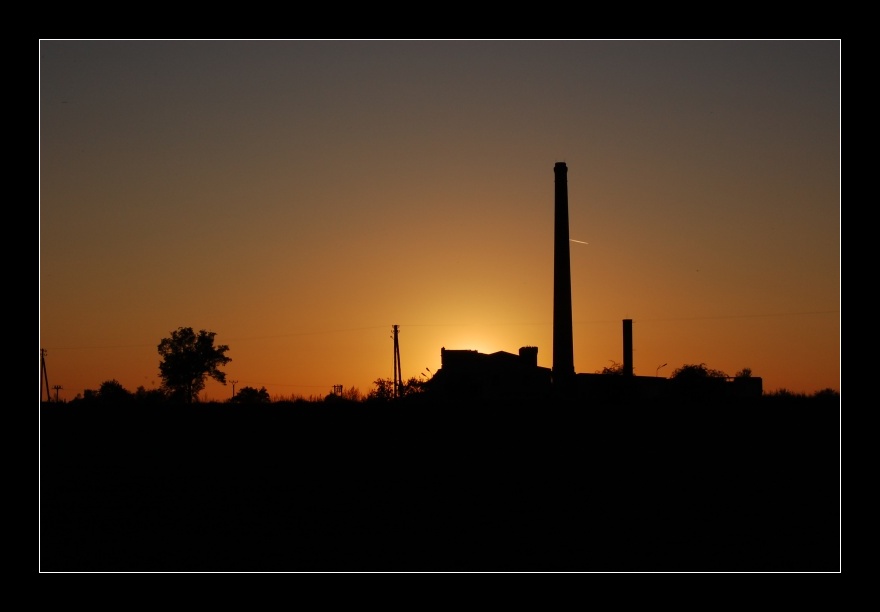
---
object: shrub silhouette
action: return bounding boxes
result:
[670,363,729,380]
[367,377,426,401]
[78,379,135,404]
[97,379,132,403]
[597,360,624,375]
[231,386,270,404]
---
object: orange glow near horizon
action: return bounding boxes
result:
[39,40,840,401]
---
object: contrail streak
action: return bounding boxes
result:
[570,239,589,244]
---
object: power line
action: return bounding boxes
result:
[236,380,332,388]
[617,310,839,324]
[38,310,839,393]
[40,310,840,352]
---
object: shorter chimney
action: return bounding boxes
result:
[623,319,633,377]
[519,346,538,368]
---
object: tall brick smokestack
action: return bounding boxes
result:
[553,162,575,386]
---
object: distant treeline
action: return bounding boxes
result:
[43,377,839,408]
[42,327,839,407]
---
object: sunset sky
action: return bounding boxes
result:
[39,40,840,401]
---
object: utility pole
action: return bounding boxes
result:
[230,380,238,399]
[40,349,50,402]
[392,325,402,398]
[52,385,63,403]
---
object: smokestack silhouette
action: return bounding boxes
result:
[553,162,575,386]
[623,319,633,377]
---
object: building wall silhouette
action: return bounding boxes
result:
[431,347,551,400]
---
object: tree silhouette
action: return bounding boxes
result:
[340,386,362,401]
[367,377,425,401]
[670,363,728,380]
[78,379,134,404]
[367,378,395,402]
[157,327,231,403]
[98,379,132,403]
[232,386,270,404]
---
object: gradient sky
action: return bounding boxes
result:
[39,40,840,401]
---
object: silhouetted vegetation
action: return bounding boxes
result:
[325,386,363,402]
[94,379,132,403]
[62,370,839,407]
[597,360,625,375]
[763,387,840,405]
[133,385,167,406]
[157,327,231,403]
[367,376,427,402]
[230,386,270,404]
[50,328,838,409]
[670,362,729,380]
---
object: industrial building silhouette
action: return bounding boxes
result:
[430,162,763,402]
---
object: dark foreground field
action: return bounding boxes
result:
[39,396,840,572]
